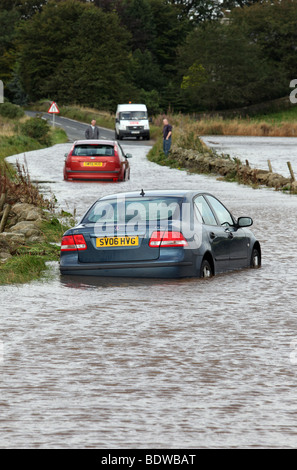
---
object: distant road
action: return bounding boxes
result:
[25,110,152,146]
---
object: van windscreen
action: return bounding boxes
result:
[120,111,147,120]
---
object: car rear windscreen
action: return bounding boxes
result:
[82,197,184,224]
[73,144,114,157]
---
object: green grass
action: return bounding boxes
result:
[49,127,68,145]
[0,213,73,285]
[0,122,68,166]
[250,106,297,123]
[0,255,49,285]
[0,134,43,163]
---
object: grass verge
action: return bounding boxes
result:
[0,116,68,166]
[0,106,70,285]
[0,213,73,285]
[0,255,49,285]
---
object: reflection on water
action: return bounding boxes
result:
[2,140,297,448]
[60,275,189,290]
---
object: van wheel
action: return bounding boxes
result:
[200,259,213,278]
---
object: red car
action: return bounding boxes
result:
[63,139,132,182]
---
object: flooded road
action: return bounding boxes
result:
[2,138,297,448]
[202,135,297,178]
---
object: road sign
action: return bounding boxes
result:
[48,101,60,127]
[48,101,60,113]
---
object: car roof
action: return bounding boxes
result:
[99,189,206,201]
[73,139,116,145]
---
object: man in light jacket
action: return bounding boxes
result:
[85,119,100,139]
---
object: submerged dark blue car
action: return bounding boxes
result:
[59,190,261,278]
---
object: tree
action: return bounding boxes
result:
[0,0,47,17]
[148,0,191,109]
[129,49,163,91]
[15,0,132,108]
[116,0,156,53]
[178,20,283,110]
[221,0,260,8]
[167,0,222,23]
[0,8,20,99]
[231,0,297,83]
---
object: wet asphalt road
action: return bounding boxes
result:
[25,110,152,145]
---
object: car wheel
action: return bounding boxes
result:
[250,247,261,268]
[200,259,213,278]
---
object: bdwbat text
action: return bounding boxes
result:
[145,454,196,465]
[101,454,196,466]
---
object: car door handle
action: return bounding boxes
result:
[225,228,234,239]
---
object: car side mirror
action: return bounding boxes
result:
[237,216,253,227]
[125,153,132,158]
[64,153,69,158]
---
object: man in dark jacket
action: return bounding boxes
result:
[85,119,100,139]
[163,118,172,156]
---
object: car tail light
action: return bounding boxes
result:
[61,234,87,251]
[114,144,119,157]
[149,231,188,248]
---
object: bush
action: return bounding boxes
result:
[20,117,51,145]
[0,102,24,119]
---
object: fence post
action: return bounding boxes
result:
[0,192,6,212]
[0,203,11,233]
[287,161,295,181]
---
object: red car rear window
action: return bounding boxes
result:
[73,145,114,157]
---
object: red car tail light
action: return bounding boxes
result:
[61,234,87,251]
[149,231,188,248]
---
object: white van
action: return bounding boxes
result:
[115,103,150,140]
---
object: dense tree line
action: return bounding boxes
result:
[0,0,297,113]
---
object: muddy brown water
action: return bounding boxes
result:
[2,140,297,448]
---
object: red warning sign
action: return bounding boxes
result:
[48,101,60,114]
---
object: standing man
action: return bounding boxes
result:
[85,119,100,139]
[163,118,172,156]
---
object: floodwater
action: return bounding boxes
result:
[2,138,297,448]
[202,135,297,177]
